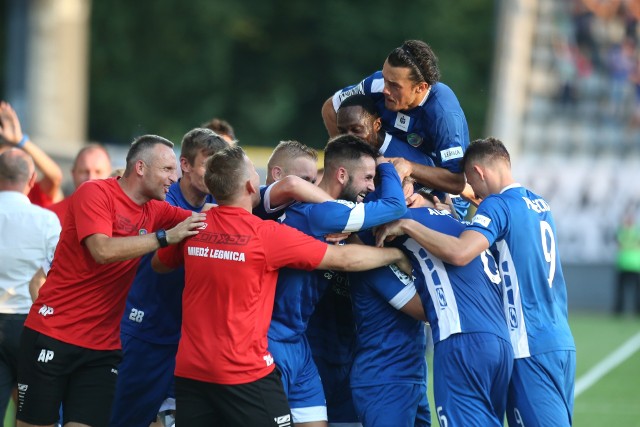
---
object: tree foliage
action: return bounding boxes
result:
[88,1,496,148]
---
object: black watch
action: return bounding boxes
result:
[156,229,169,248]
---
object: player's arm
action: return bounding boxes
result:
[85,213,205,264]
[399,293,427,322]
[322,96,339,137]
[268,175,333,208]
[376,219,490,266]
[29,267,47,302]
[390,157,465,195]
[317,243,411,273]
[0,101,63,200]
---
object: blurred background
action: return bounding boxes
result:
[1,0,639,425]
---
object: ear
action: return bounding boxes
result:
[336,166,348,185]
[25,170,37,193]
[415,82,429,93]
[271,166,283,182]
[373,117,382,133]
[135,159,145,177]
[473,164,485,181]
[180,157,191,174]
[246,177,258,195]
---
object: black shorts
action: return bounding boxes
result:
[17,327,122,427]
[175,369,293,427]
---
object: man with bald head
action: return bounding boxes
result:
[16,135,206,427]
[0,149,61,421]
[49,144,113,226]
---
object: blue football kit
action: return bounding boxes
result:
[332,71,470,218]
[466,183,576,427]
[395,207,513,427]
[269,162,406,423]
[349,261,430,427]
[110,181,215,427]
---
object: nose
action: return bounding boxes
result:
[382,84,391,96]
[367,182,375,193]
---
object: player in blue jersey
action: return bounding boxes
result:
[322,40,470,219]
[268,134,408,426]
[377,137,576,427]
[110,128,229,427]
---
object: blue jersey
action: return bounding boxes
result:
[466,184,575,358]
[268,162,406,342]
[398,208,509,345]
[253,183,289,220]
[349,263,427,387]
[121,181,215,344]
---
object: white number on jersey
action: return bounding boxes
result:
[437,406,449,427]
[128,308,144,323]
[480,250,501,285]
[540,220,556,288]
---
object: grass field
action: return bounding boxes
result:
[6,312,639,426]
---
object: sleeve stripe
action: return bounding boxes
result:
[389,284,417,310]
[342,203,366,232]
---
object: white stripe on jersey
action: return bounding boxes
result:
[496,240,531,358]
[387,264,417,310]
[378,133,393,156]
[342,202,366,232]
[370,77,385,94]
[404,238,461,341]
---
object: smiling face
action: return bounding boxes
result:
[381,60,427,112]
[339,155,376,203]
[142,144,179,201]
[336,106,381,150]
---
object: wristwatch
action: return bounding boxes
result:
[156,229,169,248]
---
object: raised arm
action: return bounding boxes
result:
[316,243,409,273]
[0,101,63,200]
[268,175,333,208]
[390,157,466,195]
[321,96,339,137]
[85,213,205,264]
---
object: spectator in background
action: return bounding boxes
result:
[0,101,63,207]
[0,149,60,422]
[201,117,236,145]
[607,37,636,119]
[613,205,640,315]
[49,144,113,225]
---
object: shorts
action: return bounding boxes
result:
[507,350,576,427]
[109,331,178,427]
[433,332,513,427]
[269,336,327,423]
[17,327,121,427]
[314,356,359,424]
[352,383,430,427]
[0,313,27,412]
[175,369,292,427]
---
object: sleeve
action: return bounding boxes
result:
[433,112,467,173]
[331,71,383,111]
[261,222,328,271]
[362,264,417,311]
[465,196,509,246]
[157,242,185,269]
[72,181,116,242]
[308,162,406,235]
[254,183,292,219]
[154,202,191,230]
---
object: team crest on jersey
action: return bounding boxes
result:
[407,133,423,147]
[138,229,148,235]
[394,113,410,132]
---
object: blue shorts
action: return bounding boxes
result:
[433,332,513,427]
[313,356,360,424]
[352,383,430,427]
[269,336,327,423]
[109,332,178,427]
[507,350,576,427]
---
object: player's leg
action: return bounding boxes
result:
[506,350,576,427]
[62,347,121,427]
[314,357,360,426]
[109,332,177,427]
[352,383,429,427]
[287,337,327,426]
[16,328,76,427]
[0,314,25,415]
[433,333,512,427]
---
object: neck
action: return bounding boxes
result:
[118,176,150,205]
[219,197,254,213]
[318,179,341,199]
[179,177,207,208]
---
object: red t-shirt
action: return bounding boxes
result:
[28,181,54,208]
[48,196,71,227]
[158,205,328,385]
[26,178,191,350]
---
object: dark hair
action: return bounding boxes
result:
[323,134,379,174]
[338,94,379,119]
[386,40,440,85]
[201,118,235,140]
[180,128,229,166]
[461,137,511,170]
[0,149,32,184]
[267,140,318,172]
[204,145,248,203]
[124,135,174,176]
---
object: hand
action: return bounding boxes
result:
[375,219,408,247]
[433,196,452,214]
[325,232,351,244]
[0,101,24,145]
[166,212,207,244]
[395,253,413,276]
[388,157,413,181]
[460,183,482,206]
[402,179,415,200]
[406,192,427,208]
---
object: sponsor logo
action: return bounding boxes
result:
[17,384,28,392]
[394,113,410,132]
[263,354,274,367]
[37,349,54,363]
[197,222,208,230]
[192,233,250,245]
[187,246,246,262]
[338,85,364,103]
[407,133,423,147]
[138,229,148,235]
[436,287,447,307]
[111,368,118,375]
[440,147,464,161]
[274,414,292,427]
[471,214,491,228]
[38,305,54,317]
[509,306,518,328]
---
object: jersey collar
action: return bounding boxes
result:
[500,183,522,194]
